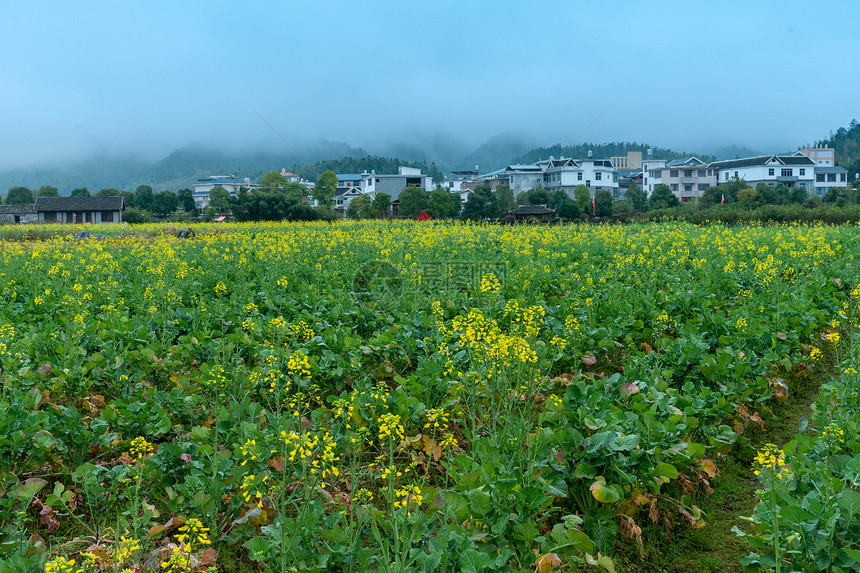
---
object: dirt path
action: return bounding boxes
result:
[608,365,824,573]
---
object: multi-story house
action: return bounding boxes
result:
[642,159,667,195]
[795,147,835,167]
[193,176,256,209]
[496,164,545,194]
[332,167,435,212]
[661,158,716,203]
[360,166,434,200]
[610,151,643,170]
[710,155,815,192]
[539,154,619,198]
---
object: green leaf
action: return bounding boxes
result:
[443,491,469,520]
[838,489,860,517]
[552,524,595,555]
[190,426,211,441]
[612,434,640,451]
[460,549,492,573]
[586,553,617,573]
[590,477,622,504]
[14,478,47,503]
[843,548,860,563]
[467,488,493,517]
[545,476,568,498]
[575,462,597,479]
[779,505,813,524]
[243,536,273,561]
[495,548,515,567]
[654,462,679,481]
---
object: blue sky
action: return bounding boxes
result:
[2,0,859,168]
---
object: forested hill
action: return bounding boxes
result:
[818,119,860,178]
[510,142,712,165]
[272,157,446,183]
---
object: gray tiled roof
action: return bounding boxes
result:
[509,204,555,215]
[667,157,706,167]
[711,155,814,170]
[35,196,124,211]
[0,204,36,214]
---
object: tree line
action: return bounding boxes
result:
[1,184,197,223]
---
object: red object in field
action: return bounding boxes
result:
[417,210,432,221]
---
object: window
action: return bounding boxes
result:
[650,170,660,178]
[586,180,591,187]
[698,184,710,191]
[684,184,692,192]
[612,189,619,197]
[768,168,774,176]
[734,171,739,179]
[577,173,583,181]
[841,173,847,182]
[817,173,826,182]
[101,211,114,223]
[670,170,679,177]
[671,184,678,191]
[725,173,729,181]
[781,168,792,177]
[828,173,837,182]
[684,170,692,177]
[799,168,805,176]
[697,169,706,177]
[595,172,602,181]
[707,169,713,176]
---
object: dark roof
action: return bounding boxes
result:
[778,155,815,165]
[815,166,849,173]
[0,204,36,214]
[667,156,707,167]
[506,164,543,172]
[509,204,555,215]
[710,155,814,170]
[35,196,124,212]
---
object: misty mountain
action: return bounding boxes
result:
[511,142,711,166]
[710,144,762,160]
[0,141,368,194]
[0,136,737,196]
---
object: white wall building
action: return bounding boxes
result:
[642,159,667,195]
[710,155,815,192]
[644,157,716,203]
[539,156,619,198]
[193,176,256,209]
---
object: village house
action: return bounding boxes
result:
[35,196,124,224]
[193,176,256,209]
[538,153,619,198]
[0,204,38,224]
[710,155,815,191]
